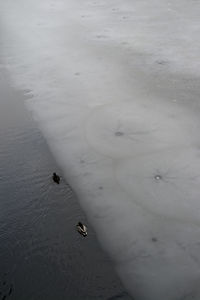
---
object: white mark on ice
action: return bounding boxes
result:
[154,174,162,181]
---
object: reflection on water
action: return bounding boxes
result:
[0,72,132,299]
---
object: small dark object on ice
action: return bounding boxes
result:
[76,222,87,237]
[52,172,60,184]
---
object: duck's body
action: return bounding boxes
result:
[52,172,60,184]
[76,222,87,237]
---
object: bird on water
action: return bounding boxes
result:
[76,222,87,237]
[52,172,60,184]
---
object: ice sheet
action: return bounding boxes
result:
[1,0,200,299]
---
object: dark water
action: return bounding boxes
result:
[0,69,132,300]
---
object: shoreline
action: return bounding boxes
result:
[0,67,132,299]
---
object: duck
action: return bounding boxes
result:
[76,222,87,237]
[52,172,60,184]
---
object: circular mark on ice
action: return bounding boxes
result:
[121,41,129,46]
[115,148,200,224]
[152,237,158,242]
[156,60,168,65]
[86,103,191,159]
[23,89,32,95]
[96,34,107,39]
[115,131,124,137]
[154,174,162,181]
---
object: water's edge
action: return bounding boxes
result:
[0,66,132,299]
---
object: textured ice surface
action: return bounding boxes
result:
[1,0,200,299]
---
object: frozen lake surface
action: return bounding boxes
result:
[1,0,200,299]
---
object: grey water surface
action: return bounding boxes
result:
[0,69,132,300]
